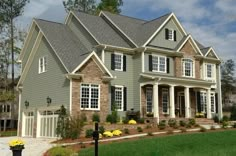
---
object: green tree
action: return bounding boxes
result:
[221,59,236,105]
[63,0,96,14]
[0,0,29,92]
[56,105,69,138]
[97,0,123,14]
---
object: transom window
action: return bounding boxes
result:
[162,88,169,114]
[80,84,100,110]
[168,29,174,40]
[182,58,194,77]
[115,86,123,111]
[152,55,166,72]
[39,56,47,73]
[146,87,153,113]
[114,53,123,71]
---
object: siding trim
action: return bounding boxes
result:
[205,47,220,60]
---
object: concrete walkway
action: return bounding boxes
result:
[0,137,55,156]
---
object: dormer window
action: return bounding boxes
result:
[165,28,176,41]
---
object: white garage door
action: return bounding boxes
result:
[39,110,59,138]
[24,112,34,137]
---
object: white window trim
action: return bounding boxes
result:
[146,87,153,113]
[205,63,216,81]
[152,54,167,73]
[211,92,215,113]
[80,83,100,111]
[182,58,195,78]
[168,29,174,41]
[114,52,123,71]
[114,85,124,111]
[162,88,169,114]
[200,91,207,113]
[38,56,47,74]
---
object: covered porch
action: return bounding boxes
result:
[140,74,218,123]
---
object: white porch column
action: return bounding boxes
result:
[184,87,190,118]
[153,82,159,124]
[207,88,212,119]
[169,85,175,118]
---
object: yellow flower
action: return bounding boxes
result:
[128,119,137,124]
[112,130,122,136]
[103,131,113,137]
[9,139,25,150]
[99,133,103,139]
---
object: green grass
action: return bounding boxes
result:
[0,130,17,137]
[79,130,236,156]
[48,146,75,156]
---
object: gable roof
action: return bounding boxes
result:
[35,19,90,72]
[72,11,132,48]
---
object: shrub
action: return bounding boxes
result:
[194,124,200,127]
[213,115,219,123]
[185,123,192,128]
[168,119,177,127]
[106,105,119,124]
[85,129,94,138]
[126,109,140,120]
[179,120,186,127]
[138,118,145,124]
[233,123,236,128]
[92,113,100,122]
[230,106,236,120]
[122,117,129,124]
[80,113,87,123]
[128,119,137,124]
[124,128,129,134]
[146,125,152,129]
[67,115,84,139]
[56,105,69,138]
[222,115,229,122]
[158,120,166,130]
[173,124,179,129]
[222,121,228,129]
[48,146,74,156]
[210,125,216,130]
[200,127,207,132]
[188,118,196,126]
[180,127,186,133]
[106,114,113,123]
[137,127,143,132]
[99,126,105,134]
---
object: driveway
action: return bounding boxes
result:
[0,136,55,156]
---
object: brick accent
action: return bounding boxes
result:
[71,58,109,122]
[175,40,201,79]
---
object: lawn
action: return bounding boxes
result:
[78,130,236,156]
[0,130,17,137]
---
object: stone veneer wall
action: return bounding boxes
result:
[71,58,109,122]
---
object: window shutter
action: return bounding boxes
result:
[167,58,170,73]
[149,55,153,71]
[197,92,201,113]
[123,87,127,111]
[165,28,169,40]
[174,30,177,41]
[215,93,218,113]
[123,55,126,71]
[111,54,115,70]
[111,86,115,111]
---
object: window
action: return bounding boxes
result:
[168,29,174,40]
[162,88,169,114]
[152,55,166,72]
[200,92,207,113]
[165,28,176,41]
[80,84,100,110]
[146,87,153,113]
[182,58,194,77]
[211,93,215,113]
[39,56,47,73]
[205,63,215,80]
[114,86,124,111]
[114,53,123,71]
[0,104,10,113]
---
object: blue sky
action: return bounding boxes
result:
[16,0,236,63]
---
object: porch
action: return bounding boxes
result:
[140,79,217,123]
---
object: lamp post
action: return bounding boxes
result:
[46,96,52,106]
[24,100,29,109]
[93,122,99,156]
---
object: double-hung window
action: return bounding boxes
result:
[111,53,126,71]
[39,56,47,73]
[165,28,176,41]
[152,55,166,73]
[162,88,169,114]
[182,58,194,77]
[114,86,124,111]
[205,63,215,80]
[80,84,100,110]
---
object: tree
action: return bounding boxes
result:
[221,59,236,105]
[63,0,96,14]
[97,0,123,14]
[0,0,29,92]
[56,105,69,138]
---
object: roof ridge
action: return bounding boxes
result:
[200,47,211,50]
[34,18,63,25]
[102,11,146,22]
[143,12,172,25]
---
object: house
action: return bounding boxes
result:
[17,11,222,138]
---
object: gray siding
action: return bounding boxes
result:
[148,19,184,49]
[67,16,97,51]
[22,26,40,70]
[21,37,70,110]
[144,52,174,76]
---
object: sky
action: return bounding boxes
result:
[16,0,236,63]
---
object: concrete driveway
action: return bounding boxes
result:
[0,136,55,156]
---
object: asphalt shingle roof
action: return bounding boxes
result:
[35,19,90,72]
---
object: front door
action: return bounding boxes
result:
[178,92,185,117]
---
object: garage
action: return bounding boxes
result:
[38,110,59,138]
[23,111,34,137]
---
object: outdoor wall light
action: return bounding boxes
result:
[24,100,29,109]
[47,96,52,106]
